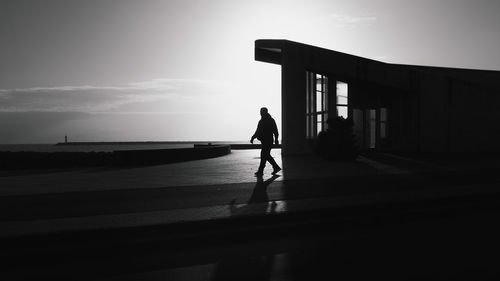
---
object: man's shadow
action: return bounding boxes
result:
[212,175,280,281]
[229,174,280,216]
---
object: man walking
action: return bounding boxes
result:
[250,107,282,176]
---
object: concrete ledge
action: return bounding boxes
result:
[0,145,231,169]
[113,144,231,166]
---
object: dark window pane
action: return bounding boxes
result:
[380,108,387,121]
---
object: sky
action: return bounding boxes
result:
[1,0,500,143]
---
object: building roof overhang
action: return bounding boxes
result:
[255,39,284,65]
[255,39,500,90]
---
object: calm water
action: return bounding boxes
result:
[0,142,225,153]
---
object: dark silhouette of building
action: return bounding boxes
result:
[255,39,500,155]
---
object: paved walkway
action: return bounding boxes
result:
[0,149,374,236]
[4,149,500,280]
[1,149,500,239]
[0,149,397,196]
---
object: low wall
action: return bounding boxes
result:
[113,145,231,166]
[0,151,113,170]
[0,145,231,170]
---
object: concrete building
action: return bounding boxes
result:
[255,39,500,155]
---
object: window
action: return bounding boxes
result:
[306,73,350,139]
[306,72,328,139]
[336,81,348,119]
[380,108,387,139]
[368,109,376,149]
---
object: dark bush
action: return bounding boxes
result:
[315,116,359,161]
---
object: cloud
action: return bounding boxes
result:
[321,13,377,28]
[0,78,224,112]
[127,78,222,91]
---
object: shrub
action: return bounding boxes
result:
[316,116,359,161]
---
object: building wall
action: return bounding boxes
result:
[278,41,397,155]
[449,79,500,152]
[256,40,500,154]
[415,73,500,152]
[418,74,450,152]
[384,90,419,152]
[281,43,308,155]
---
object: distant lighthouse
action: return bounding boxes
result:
[65,135,68,144]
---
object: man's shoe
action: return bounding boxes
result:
[272,167,282,174]
[254,171,263,177]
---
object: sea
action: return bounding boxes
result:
[0,141,242,153]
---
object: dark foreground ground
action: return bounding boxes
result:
[1,150,500,280]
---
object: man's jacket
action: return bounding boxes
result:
[253,113,278,144]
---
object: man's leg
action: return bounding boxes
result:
[257,143,272,174]
[266,147,281,174]
[266,148,279,168]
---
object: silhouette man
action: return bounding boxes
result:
[250,107,281,176]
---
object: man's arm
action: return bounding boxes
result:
[250,121,261,144]
[273,119,279,145]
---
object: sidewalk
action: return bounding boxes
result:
[1,149,500,239]
[3,149,500,281]
[0,149,386,196]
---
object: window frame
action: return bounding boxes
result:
[306,72,329,139]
